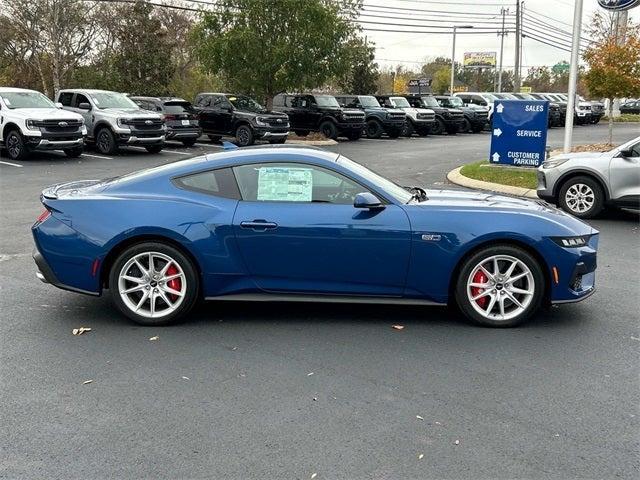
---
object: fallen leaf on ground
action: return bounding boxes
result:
[435,421,442,425]
[416,415,424,420]
[72,327,92,336]
[311,474,317,479]
[454,440,460,445]
[392,325,404,330]
[313,397,318,401]
[149,336,159,341]
[83,379,93,385]
[418,454,424,460]
[307,372,314,376]
[182,376,190,380]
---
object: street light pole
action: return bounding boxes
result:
[450,25,473,95]
[563,0,584,153]
[497,7,508,93]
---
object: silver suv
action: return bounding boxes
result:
[56,89,165,155]
[537,136,640,218]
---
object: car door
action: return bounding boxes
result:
[293,96,314,129]
[231,162,412,296]
[69,93,94,133]
[609,140,640,204]
[195,95,215,132]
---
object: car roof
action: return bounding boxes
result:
[130,96,188,103]
[59,89,120,94]
[0,87,41,93]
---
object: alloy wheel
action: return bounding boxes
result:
[237,127,250,146]
[466,255,535,322]
[564,183,595,214]
[117,252,187,319]
[98,131,110,153]
[7,133,20,158]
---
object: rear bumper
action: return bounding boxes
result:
[33,247,99,297]
[166,128,201,140]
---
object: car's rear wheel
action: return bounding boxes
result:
[109,242,199,326]
[455,245,544,327]
[558,176,604,219]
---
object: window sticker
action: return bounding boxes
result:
[257,167,313,202]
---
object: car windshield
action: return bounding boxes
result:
[390,97,411,108]
[517,93,536,100]
[164,101,194,114]
[358,96,381,108]
[315,95,340,108]
[481,93,498,102]
[445,97,464,107]
[421,96,440,108]
[227,95,266,113]
[1,91,55,109]
[337,155,413,204]
[91,92,139,109]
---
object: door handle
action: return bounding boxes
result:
[240,220,278,231]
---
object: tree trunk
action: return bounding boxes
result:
[608,97,613,145]
[265,94,274,110]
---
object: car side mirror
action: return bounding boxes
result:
[55,102,63,108]
[618,149,633,158]
[354,192,384,210]
[78,102,91,110]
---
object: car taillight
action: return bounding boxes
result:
[35,209,51,225]
[164,114,177,120]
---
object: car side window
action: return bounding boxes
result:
[232,163,367,205]
[628,142,640,158]
[73,93,89,108]
[58,92,73,106]
[173,168,240,199]
[196,96,211,107]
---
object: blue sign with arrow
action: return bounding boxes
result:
[489,100,549,168]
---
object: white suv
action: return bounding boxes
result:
[0,87,86,160]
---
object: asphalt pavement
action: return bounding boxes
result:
[1,123,639,479]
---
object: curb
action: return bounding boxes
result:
[286,138,338,146]
[446,166,538,199]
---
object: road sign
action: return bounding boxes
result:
[407,78,430,87]
[489,100,549,168]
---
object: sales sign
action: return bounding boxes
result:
[489,100,549,168]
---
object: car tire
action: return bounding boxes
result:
[319,121,338,140]
[431,118,445,135]
[347,131,361,140]
[145,145,163,154]
[401,120,414,137]
[64,146,83,158]
[109,242,199,326]
[462,118,472,133]
[5,130,28,160]
[269,138,287,144]
[455,245,545,328]
[182,138,197,147]
[365,119,384,139]
[558,175,604,219]
[235,125,254,147]
[95,127,118,155]
[208,135,222,143]
[416,126,430,136]
[294,130,309,137]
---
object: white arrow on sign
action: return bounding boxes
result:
[492,152,500,163]
[493,128,502,137]
[495,103,504,114]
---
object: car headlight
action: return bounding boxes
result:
[25,119,40,130]
[542,158,569,169]
[550,235,592,248]
[255,116,269,126]
[117,118,131,128]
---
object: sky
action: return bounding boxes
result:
[360,0,640,74]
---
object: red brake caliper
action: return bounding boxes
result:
[471,270,488,308]
[166,264,181,302]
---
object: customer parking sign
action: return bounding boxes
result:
[489,100,549,168]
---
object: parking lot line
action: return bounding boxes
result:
[81,153,113,160]
[194,143,224,149]
[0,160,23,167]
[162,150,193,155]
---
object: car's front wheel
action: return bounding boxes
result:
[5,130,28,160]
[558,176,604,219]
[235,125,254,147]
[455,245,544,327]
[96,127,118,155]
[109,242,199,326]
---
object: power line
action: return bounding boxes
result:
[361,27,502,35]
[359,11,516,26]
[362,2,509,17]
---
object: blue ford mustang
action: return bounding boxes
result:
[32,146,598,327]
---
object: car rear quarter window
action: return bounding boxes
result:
[173,168,240,199]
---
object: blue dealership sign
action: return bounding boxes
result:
[489,100,549,168]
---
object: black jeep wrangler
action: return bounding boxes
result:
[272,94,365,140]
[193,93,289,147]
[405,94,465,135]
[334,95,406,139]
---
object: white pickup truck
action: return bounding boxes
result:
[0,87,86,160]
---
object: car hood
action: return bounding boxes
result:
[9,108,84,121]
[99,108,163,119]
[549,151,610,162]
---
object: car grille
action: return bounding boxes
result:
[591,104,604,114]
[417,112,435,121]
[475,111,488,119]
[344,112,365,123]
[265,117,289,127]
[129,118,164,130]
[34,119,83,133]
[388,111,405,120]
[450,111,464,120]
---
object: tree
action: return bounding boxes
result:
[583,14,640,142]
[335,38,379,95]
[192,0,362,107]
[431,67,451,94]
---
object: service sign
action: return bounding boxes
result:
[463,52,497,69]
[597,0,639,11]
[489,100,549,168]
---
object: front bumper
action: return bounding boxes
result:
[546,234,599,304]
[336,122,365,133]
[26,136,84,150]
[536,169,558,202]
[381,119,405,131]
[118,133,165,145]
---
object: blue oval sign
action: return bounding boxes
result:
[598,0,640,11]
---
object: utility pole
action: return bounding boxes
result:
[563,0,584,153]
[519,3,524,84]
[450,25,473,95]
[497,7,508,93]
[513,1,521,92]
